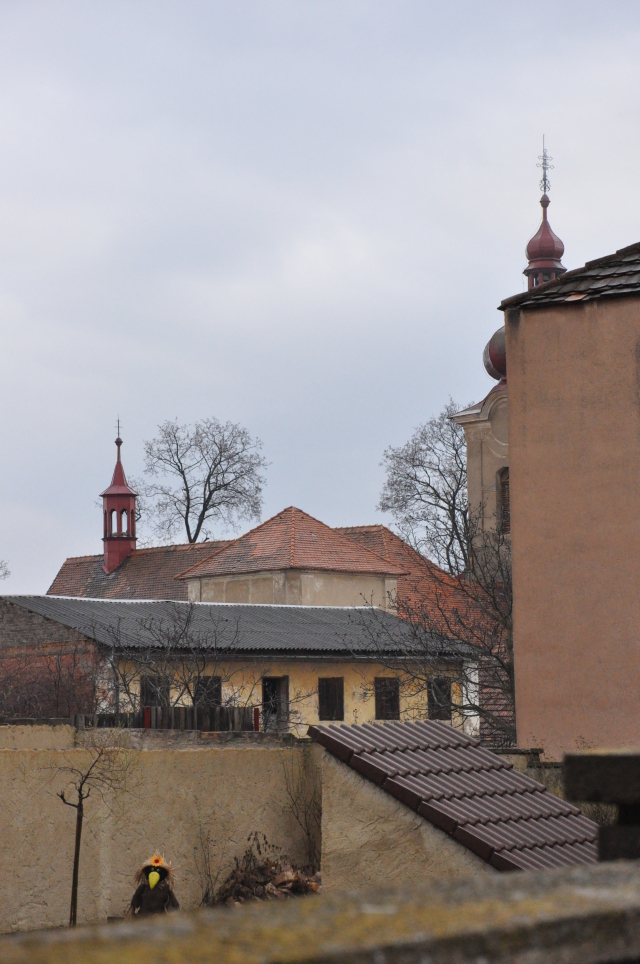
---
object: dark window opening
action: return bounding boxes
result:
[427,677,452,722]
[140,675,168,707]
[194,675,222,707]
[499,467,510,533]
[318,677,344,721]
[131,509,136,537]
[374,677,400,720]
[262,676,289,731]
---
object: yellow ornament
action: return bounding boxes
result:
[148,870,160,890]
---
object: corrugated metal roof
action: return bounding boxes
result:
[501,241,640,311]
[308,721,598,871]
[3,595,446,657]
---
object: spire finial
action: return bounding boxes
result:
[537,135,553,194]
[115,417,122,462]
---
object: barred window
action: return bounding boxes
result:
[374,677,400,720]
[318,678,344,721]
[194,675,222,707]
[140,675,167,707]
[427,677,452,722]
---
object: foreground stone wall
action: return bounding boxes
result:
[320,749,494,888]
[2,862,639,964]
[0,732,316,933]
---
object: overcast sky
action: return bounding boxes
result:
[1,1,640,592]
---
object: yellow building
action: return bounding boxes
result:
[2,596,467,734]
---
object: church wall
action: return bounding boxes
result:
[189,570,396,609]
[460,392,509,532]
[506,295,640,759]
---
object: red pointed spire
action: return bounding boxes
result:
[100,438,137,497]
[101,435,137,573]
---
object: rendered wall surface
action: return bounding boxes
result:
[190,659,437,734]
[188,570,397,610]
[505,295,640,759]
[0,739,315,933]
[320,750,494,889]
[458,392,509,532]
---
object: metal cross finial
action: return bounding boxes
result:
[537,136,554,194]
[116,417,121,438]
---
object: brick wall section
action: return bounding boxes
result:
[0,600,92,652]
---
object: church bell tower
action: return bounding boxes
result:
[100,434,137,573]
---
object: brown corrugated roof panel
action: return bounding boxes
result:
[308,721,598,873]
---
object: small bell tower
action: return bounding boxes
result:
[100,432,137,573]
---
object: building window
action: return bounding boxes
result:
[318,678,344,721]
[121,508,128,536]
[499,467,510,533]
[194,675,222,707]
[131,509,136,537]
[110,508,117,536]
[374,677,400,720]
[427,678,452,722]
[262,676,289,731]
[140,675,167,707]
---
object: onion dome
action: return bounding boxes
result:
[524,194,566,290]
[483,326,506,382]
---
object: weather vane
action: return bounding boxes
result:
[537,136,553,194]
[116,417,121,438]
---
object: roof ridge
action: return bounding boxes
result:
[501,239,640,310]
[290,507,297,567]
[175,507,407,580]
[173,507,296,580]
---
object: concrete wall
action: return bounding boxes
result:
[505,295,640,759]
[188,569,397,610]
[320,750,495,889]
[0,731,315,933]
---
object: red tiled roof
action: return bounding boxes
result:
[308,721,598,872]
[176,508,406,581]
[47,541,230,601]
[337,526,458,613]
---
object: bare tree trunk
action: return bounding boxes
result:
[69,797,84,927]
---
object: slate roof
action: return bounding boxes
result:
[308,721,598,871]
[47,541,230,600]
[4,596,427,657]
[501,241,640,311]
[177,508,406,581]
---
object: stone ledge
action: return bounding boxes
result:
[4,861,640,963]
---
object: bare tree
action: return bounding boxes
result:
[281,744,321,871]
[102,603,315,734]
[375,400,515,746]
[54,731,137,926]
[103,602,263,718]
[0,641,103,719]
[379,399,469,573]
[0,560,9,581]
[142,418,267,543]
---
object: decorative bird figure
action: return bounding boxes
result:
[125,854,179,918]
